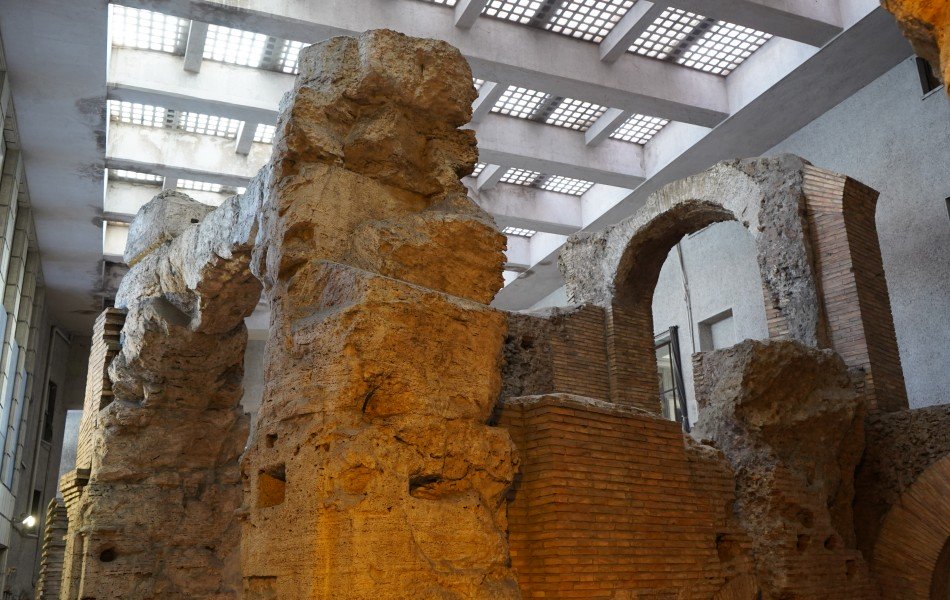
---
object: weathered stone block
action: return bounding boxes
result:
[123,190,213,266]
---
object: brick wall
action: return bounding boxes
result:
[73,308,124,470]
[802,165,908,411]
[499,394,752,599]
[35,498,68,599]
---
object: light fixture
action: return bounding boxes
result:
[21,514,36,528]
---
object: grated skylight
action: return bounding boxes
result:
[470,163,487,178]
[473,78,486,92]
[503,226,537,238]
[539,175,595,195]
[628,8,770,75]
[483,0,545,25]
[109,169,162,184]
[492,86,550,119]
[109,5,188,54]
[109,100,243,139]
[178,111,242,138]
[546,0,637,43]
[543,98,608,131]
[178,179,223,193]
[254,123,277,144]
[203,24,268,68]
[609,113,669,144]
[108,100,168,128]
[417,0,458,4]
[501,168,545,186]
[277,40,307,74]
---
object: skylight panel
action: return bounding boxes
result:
[254,123,276,144]
[502,226,537,238]
[500,168,544,186]
[178,112,241,138]
[473,78,486,92]
[470,163,487,178]
[628,8,708,61]
[178,179,223,193]
[492,86,551,119]
[109,5,188,54]
[545,0,636,43]
[543,98,608,131]
[628,8,771,75]
[203,24,268,68]
[609,113,669,144]
[108,100,168,128]
[538,175,595,195]
[678,21,772,75]
[277,40,307,74]
[483,0,544,24]
[109,169,162,184]
[416,0,458,5]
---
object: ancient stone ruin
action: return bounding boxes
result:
[47,28,949,600]
[882,0,950,100]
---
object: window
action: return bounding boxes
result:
[654,333,683,421]
[42,382,56,443]
[698,308,735,351]
[276,40,307,74]
[917,57,943,95]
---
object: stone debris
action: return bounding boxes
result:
[240,30,519,599]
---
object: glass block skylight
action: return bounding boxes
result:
[108,169,162,184]
[609,113,669,144]
[203,24,268,68]
[501,167,545,186]
[277,40,307,74]
[502,226,537,238]
[492,86,550,119]
[108,100,168,128]
[470,163,487,178]
[178,179,223,193]
[109,5,188,54]
[178,111,242,138]
[546,0,637,43]
[483,0,545,25]
[629,8,771,75]
[539,175,595,195]
[473,78,486,92]
[109,100,243,139]
[543,98,608,131]
[417,0,458,4]
[254,123,277,144]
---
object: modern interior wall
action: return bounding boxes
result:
[766,56,950,409]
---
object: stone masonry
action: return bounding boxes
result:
[58,186,263,599]
[240,30,520,599]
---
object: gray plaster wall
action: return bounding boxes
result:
[650,57,949,411]
[651,221,770,421]
[767,57,949,409]
[241,338,266,432]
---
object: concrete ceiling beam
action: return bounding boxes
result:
[113,0,729,126]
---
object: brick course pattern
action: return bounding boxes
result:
[35,498,68,600]
[499,394,755,599]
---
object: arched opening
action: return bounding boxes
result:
[607,200,773,418]
[651,221,770,424]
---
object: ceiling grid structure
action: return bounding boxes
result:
[0,0,915,331]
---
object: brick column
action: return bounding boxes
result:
[802,165,908,411]
[605,301,661,414]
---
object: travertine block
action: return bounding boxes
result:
[123,190,214,266]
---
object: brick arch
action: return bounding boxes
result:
[560,154,908,412]
[872,454,950,599]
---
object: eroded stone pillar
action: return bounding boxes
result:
[62,188,262,599]
[241,30,520,599]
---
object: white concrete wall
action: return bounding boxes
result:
[651,221,770,421]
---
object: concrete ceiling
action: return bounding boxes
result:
[0,0,912,335]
